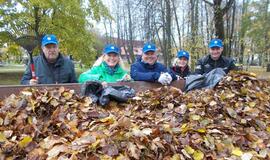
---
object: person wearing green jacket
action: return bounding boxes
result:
[79,44,129,85]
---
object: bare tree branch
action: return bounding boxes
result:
[222,0,235,15]
[202,0,214,6]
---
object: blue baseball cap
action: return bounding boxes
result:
[177,50,189,60]
[41,34,59,46]
[142,43,156,53]
[103,44,120,55]
[209,38,223,48]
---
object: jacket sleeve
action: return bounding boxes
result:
[194,59,204,75]
[167,67,177,81]
[130,64,160,82]
[69,61,78,83]
[20,64,32,85]
[78,66,101,83]
[229,59,238,71]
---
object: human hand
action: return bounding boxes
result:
[29,78,38,85]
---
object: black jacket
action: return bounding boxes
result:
[170,66,190,78]
[21,53,78,84]
[194,55,237,75]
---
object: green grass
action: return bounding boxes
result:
[247,66,270,80]
[0,65,85,85]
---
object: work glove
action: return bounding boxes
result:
[158,73,171,85]
[163,72,172,84]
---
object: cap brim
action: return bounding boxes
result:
[143,49,156,53]
[209,45,222,48]
[104,51,119,55]
[42,41,58,46]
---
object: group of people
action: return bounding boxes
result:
[21,34,237,86]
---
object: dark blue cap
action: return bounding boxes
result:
[209,38,223,48]
[103,44,120,55]
[177,50,190,60]
[142,43,156,53]
[42,34,59,46]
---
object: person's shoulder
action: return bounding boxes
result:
[131,61,142,67]
[32,55,42,63]
[155,62,166,67]
[200,55,210,62]
[62,55,72,62]
[222,56,235,63]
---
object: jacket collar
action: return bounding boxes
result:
[140,60,157,69]
[207,54,225,63]
[101,62,123,74]
[42,53,63,67]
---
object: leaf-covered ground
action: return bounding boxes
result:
[0,71,269,160]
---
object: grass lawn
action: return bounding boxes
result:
[0,64,269,85]
[246,66,270,80]
[0,65,86,85]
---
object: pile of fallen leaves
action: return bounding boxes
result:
[0,71,269,160]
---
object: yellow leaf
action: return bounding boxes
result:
[0,132,7,142]
[91,139,100,149]
[18,136,32,148]
[248,102,256,107]
[196,128,206,133]
[184,145,195,155]
[100,116,115,124]
[116,154,129,160]
[163,124,172,133]
[232,147,243,156]
[267,126,270,133]
[187,103,194,108]
[170,154,181,160]
[193,150,204,160]
[180,123,189,133]
[191,115,201,121]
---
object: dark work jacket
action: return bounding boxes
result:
[21,53,77,85]
[194,55,237,75]
[170,66,191,78]
[130,61,177,82]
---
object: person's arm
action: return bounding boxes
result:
[21,64,32,85]
[166,67,177,81]
[130,64,160,82]
[194,59,204,75]
[69,61,78,83]
[78,66,101,83]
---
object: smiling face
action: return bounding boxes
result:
[104,53,120,67]
[142,51,158,65]
[209,47,223,61]
[42,43,59,63]
[177,57,188,67]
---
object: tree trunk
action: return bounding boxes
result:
[127,0,135,63]
[172,0,181,49]
[165,0,172,66]
[204,0,235,56]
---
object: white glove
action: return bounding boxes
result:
[158,73,172,85]
[158,73,168,85]
[163,72,172,84]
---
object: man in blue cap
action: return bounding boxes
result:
[130,43,176,85]
[21,34,77,85]
[194,38,237,75]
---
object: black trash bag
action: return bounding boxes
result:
[80,81,103,103]
[204,68,226,89]
[184,68,226,92]
[99,86,136,106]
[184,74,205,92]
